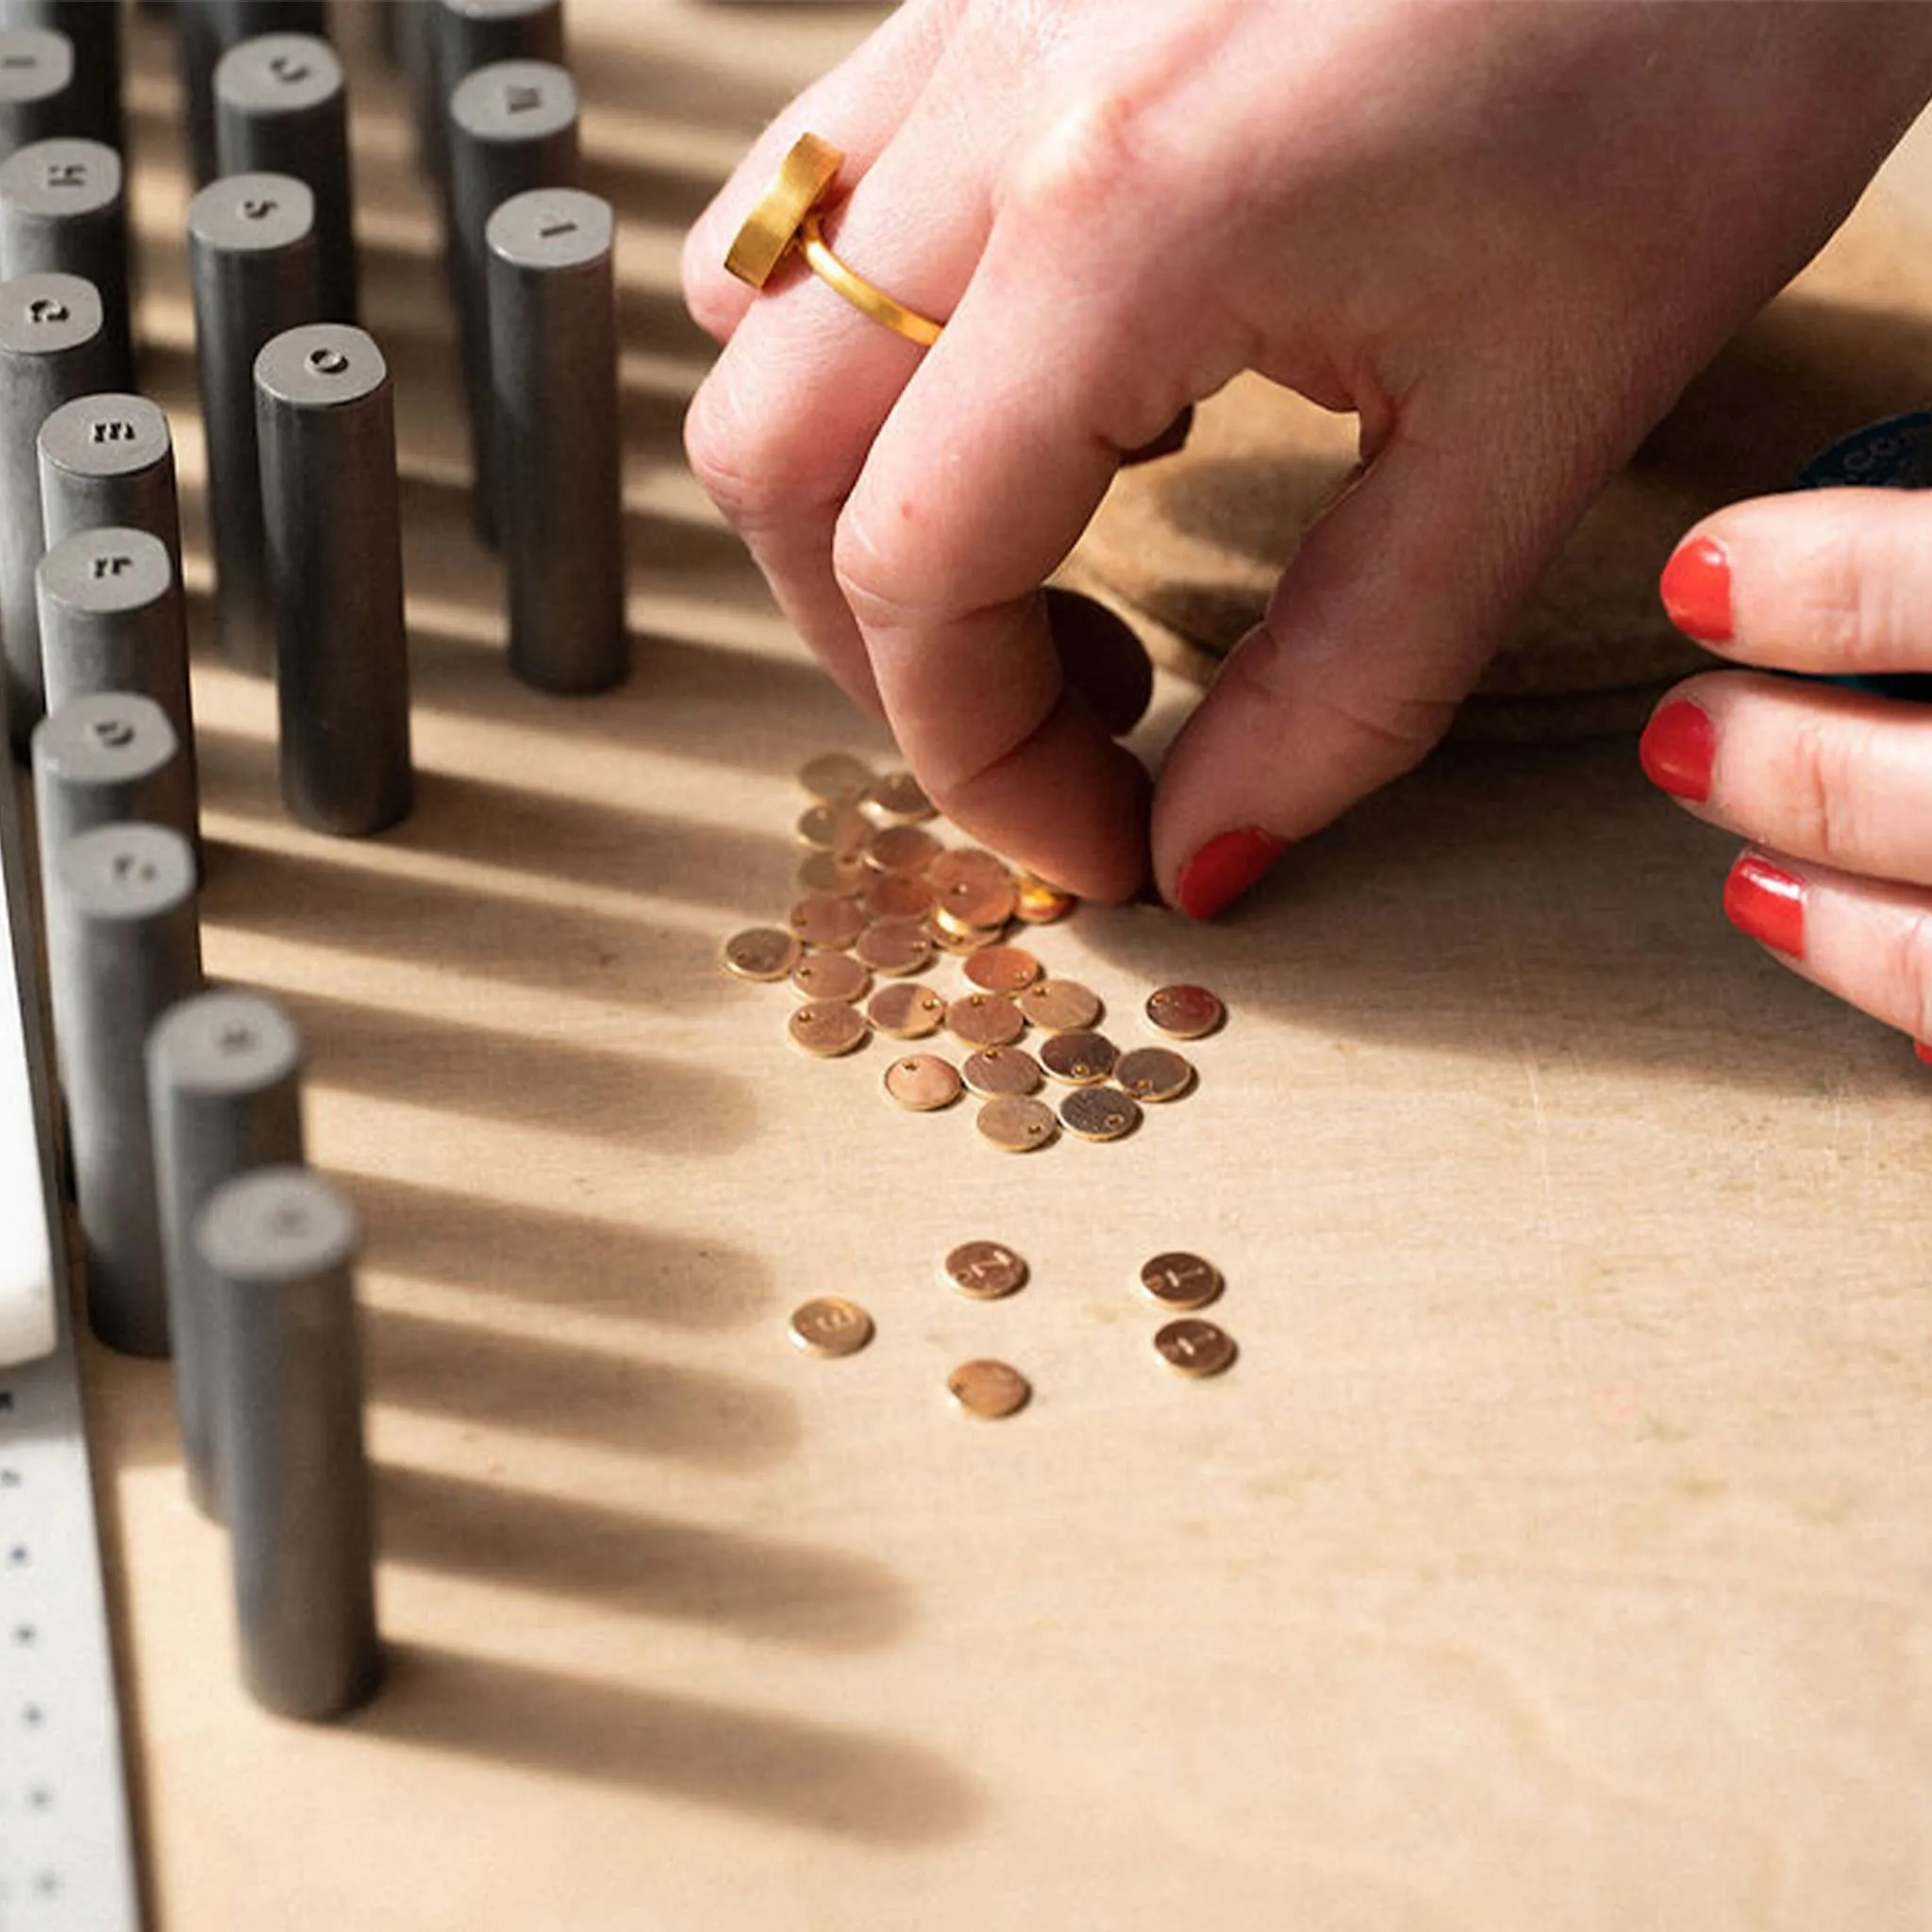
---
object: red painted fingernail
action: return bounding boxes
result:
[1660,537,1732,644]
[1175,825,1287,921]
[1639,699,1716,802]
[1915,1041,1932,1066]
[1724,853,1806,958]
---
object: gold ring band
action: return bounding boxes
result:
[724,132,945,349]
[797,210,943,347]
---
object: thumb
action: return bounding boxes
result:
[1150,401,1598,917]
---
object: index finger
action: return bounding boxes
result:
[832,216,1197,898]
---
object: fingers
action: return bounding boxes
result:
[683,73,992,711]
[828,197,1208,898]
[1641,673,1932,889]
[1721,847,1932,1042]
[1658,488,1932,675]
[680,0,958,343]
[1149,398,1592,916]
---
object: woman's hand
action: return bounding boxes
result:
[1644,494,1932,1051]
[684,0,1932,911]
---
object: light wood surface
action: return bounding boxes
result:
[77,6,1932,1927]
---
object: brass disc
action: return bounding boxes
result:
[727,133,844,289]
[789,894,866,950]
[796,850,869,897]
[1114,1046,1196,1102]
[1018,977,1101,1032]
[796,750,875,803]
[943,1240,1028,1300]
[947,992,1026,1050]
[864,768,935,823]
[1058,1087,1141,1141]
[883,1053,963,1112]
[947,1358,1031,1418]
[789,1294,874,1357]
[795,802,872,855]
[855,919,935,977]
[1145,983,1225,1040]
[1037,1029,1117,1086]
[974,1094,1058,1152]
[1153,1317,1238,1378]
[791,951,871,1003]
[1012,874,1077,924]
[867,982,947,1039]
[787,1000,869,1058]
[863,872,933,922]
[866,824,942,874]
[722,926,802,982]
[1140,1251,1223,1311]
[963,944,1041,994]
[961,1045,1042,1098]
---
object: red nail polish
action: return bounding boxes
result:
[1915,1041,1932,1067]
[1660,537,1732,644]
[1639,700,1716,802]
[1174,825,1287,921]
[1724,853,1805,958]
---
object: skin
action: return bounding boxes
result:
[683,1,1932,1010]
[1654,491,1932,1043]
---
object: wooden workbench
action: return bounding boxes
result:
[81,5,1932,1926]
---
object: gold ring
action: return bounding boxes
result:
[724,132,945,349]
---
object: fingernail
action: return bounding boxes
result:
[1724,852,1805,958]
[1915,1041,1932,1067]
[1639,699,1716,802]
[1174,825,1287,921]
[1659,537,1732,644]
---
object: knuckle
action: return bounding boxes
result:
[1006,87,1147,234]
[1223,625,1456,774]
[1802,514,1911,672]
[1879,904,1932,1040]
[683,366,843,534]
[1772,711,1863,868]
[830,516,943,634]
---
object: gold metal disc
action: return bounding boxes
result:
[789,1294,874,1357]
[975,1094,1058,1153]
[722,926,803,983]
[795,801,872,855]
[943,1240,1028,1301]
[883,1052,962,1112]
[863,872,933,922]
[864,769,935,823]
[796,750,875,804]
[796,850,869,897]
[1037,1029,1117,1087]
[962,1045,1043,1098]
[791,951,871,1004]
[855,919,935,977]
[935,874,1016,931]
[947,992,1026,1050]
[1153,1317,1238,1378]
[790,894,866,950]
[963,944,1041,994]
[787,1000,869,1058]
[1115,1046,1196,1102]
[867,981,946,1039]
[1012,874,1077,925]
[1058,1087,1141,1142]
[865,824,942,874]
[1019,977,1101,1032]
[1140,1251,1223,1311]
[947,1358,1031,1418]
[1145,983,1225,1041]
[726,132,844,289]
[926,848,1010,892]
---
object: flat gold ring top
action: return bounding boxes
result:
[724,132,945,349]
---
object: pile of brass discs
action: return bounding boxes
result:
[721,754,1229,1152]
